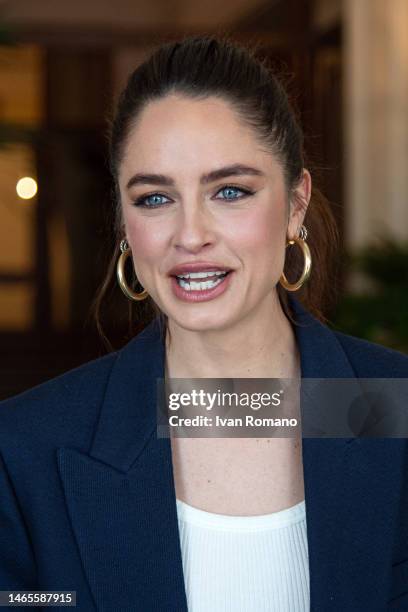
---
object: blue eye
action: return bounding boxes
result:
[132,184,253,208]
[217,185,252,200]
[132,193,171,208]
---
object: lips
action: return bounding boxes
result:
[170,267,234,302]
[168,262,233,277]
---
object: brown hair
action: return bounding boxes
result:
[92,34,340,349]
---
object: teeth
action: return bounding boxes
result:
[176,270,228,279]
[177,275,227,291]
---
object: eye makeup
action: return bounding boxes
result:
[130,184,255,209]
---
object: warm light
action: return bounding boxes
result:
[16,176,37,199]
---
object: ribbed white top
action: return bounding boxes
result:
[176,498,310,612]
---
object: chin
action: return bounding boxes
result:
[168,309,234,333]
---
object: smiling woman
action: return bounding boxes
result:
[97,38,339,345]
[0,34,408,612]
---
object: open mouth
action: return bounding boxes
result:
[174,270,231,292]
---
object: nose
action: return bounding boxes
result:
[172,203,216,253]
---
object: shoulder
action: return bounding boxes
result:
[331,328,408,377]
[0,351,118,450]
[290,295,408,376]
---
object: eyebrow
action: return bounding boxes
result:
[125,164,265,190]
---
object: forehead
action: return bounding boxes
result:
[119,94,278,180]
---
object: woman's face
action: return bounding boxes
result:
[118,93,311,332]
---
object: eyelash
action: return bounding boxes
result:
[131,185,255,208]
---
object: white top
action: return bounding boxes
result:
[176,498,310,612]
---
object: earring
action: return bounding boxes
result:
[116,238,149,301]
[279,225,312,291]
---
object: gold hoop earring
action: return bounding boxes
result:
[279,225,312,291]
[116,239,149,301]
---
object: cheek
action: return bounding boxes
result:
[226,203,286,263]
[124,215,168,269]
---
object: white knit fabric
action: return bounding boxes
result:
[176,498,310,612]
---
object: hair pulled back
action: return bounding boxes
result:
[93,34,339,348]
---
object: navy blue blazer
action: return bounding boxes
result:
[0,295,407,611]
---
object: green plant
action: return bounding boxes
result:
[330,238,408,352]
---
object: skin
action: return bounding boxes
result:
[118,93,312,515]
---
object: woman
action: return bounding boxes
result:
[0,35,407,612]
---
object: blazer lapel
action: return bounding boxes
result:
[291,296,406,610]
[57,296,405,611]
[57,319,188,612]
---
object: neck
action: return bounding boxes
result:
[164,291,300,380]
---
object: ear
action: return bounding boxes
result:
[287,169,312,240]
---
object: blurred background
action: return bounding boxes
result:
[0,0,407,399]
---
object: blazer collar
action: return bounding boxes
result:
[57,295,405,610]
[89,294,357,473]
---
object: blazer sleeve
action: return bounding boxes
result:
[0,450,38,591]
